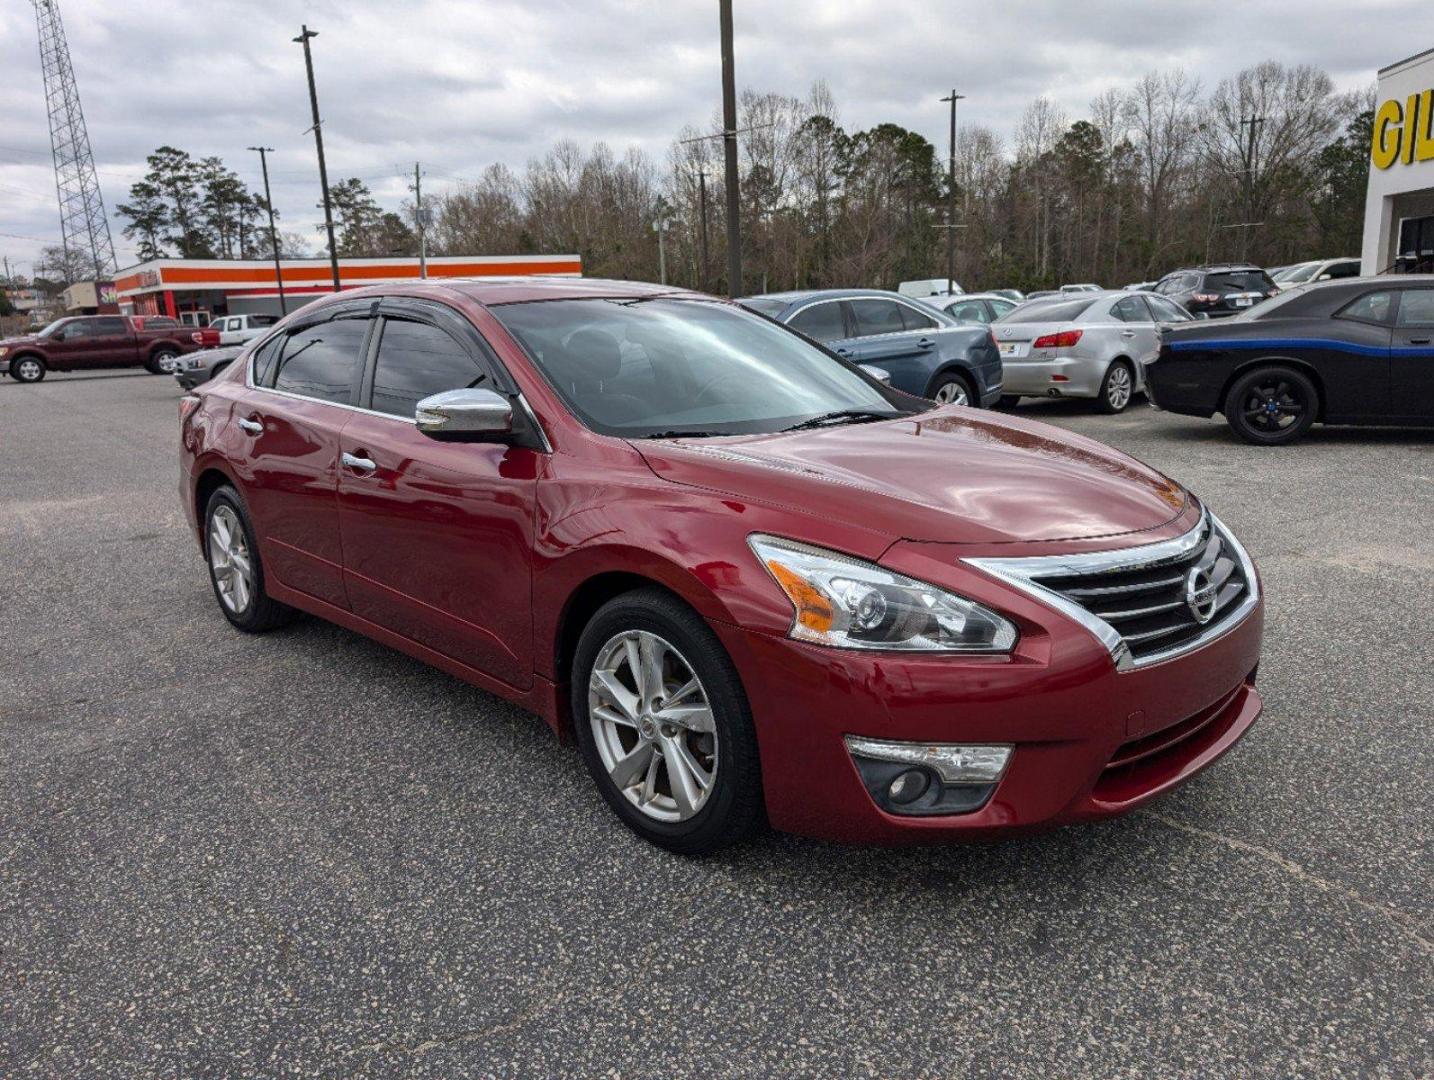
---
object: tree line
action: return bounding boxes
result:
[112,59,1373,293]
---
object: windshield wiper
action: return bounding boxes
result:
[640,429,728,439]
[781,408,900,432]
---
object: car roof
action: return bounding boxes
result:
[742,288,931,307]
[306,276,711,308]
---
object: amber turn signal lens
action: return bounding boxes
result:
[766,559,835,633]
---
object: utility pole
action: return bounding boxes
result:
[940,91,965,294]
[294,25,340,292]
[413,162,427,278]
[248,146,287,315]
[1238,114,1265,261]
[718,0,741,297]
[697,167,711,291]
[654,217,670,285]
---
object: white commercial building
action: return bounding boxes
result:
[1362,47,1434,275]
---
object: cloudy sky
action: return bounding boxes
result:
[0,0,1419,274]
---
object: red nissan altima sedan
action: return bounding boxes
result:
[179,278,1263,854]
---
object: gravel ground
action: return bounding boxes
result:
[1,370,1429,1079]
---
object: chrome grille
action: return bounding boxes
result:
[965,510,1259,671]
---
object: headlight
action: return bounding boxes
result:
[749,534,1017,652]
[0,348,9,357]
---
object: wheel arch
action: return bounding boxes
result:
[1218,356,1326,421]
[193,463,242,534]
[923,361,978,399]
[148,338,183,358]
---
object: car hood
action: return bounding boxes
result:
[633,408,1188,546]
[0,334,42,349]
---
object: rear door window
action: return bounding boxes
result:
[1396,289,1434,326]
[271,316,370,404]
[849,299,908,338]
[897,303,939,330]
[92,317,128,336]
[369,318,490,418]
[1111,297,1149,323]
[787,302,847,344]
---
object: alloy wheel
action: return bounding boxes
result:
[208,504,254,614]
[15,358,43,381]
[588,629,717,823]
[1241,379,1304,433]
[934,380,969,406]
[154,352,181,374]
[1106,365,1132,410]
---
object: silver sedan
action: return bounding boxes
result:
[991,291,1193,413]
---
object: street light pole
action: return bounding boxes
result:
[247,146,287,315]
[940,90,965,295]
[413,161,427,279]
[718,0,741,297]
[294,25,340,293]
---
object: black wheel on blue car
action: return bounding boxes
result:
[1224,365,1318,446]
[572,588,763,856]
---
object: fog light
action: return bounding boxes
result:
[887,768,930,805]
[846,737,1012,817]
[844,737,1012,783]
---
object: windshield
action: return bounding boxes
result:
[36,318,67,337]
[998,298,1098,324]
[1277,263,1320,284]
[491,297,917,438]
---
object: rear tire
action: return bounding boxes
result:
[929,371,976,407]
[9,356,46,383]
[203,485,296,633]
[1223,365,1318,445]
[146,348,181,375]
[1093,359,1134,414]
[571,588,763,855]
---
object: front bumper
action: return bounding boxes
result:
[711,545,1264,844]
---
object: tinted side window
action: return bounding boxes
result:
[1396,289,1434,327]
[370,318,489,417]
[788,302,847,344]
[1326,261,1361,280]
[272,318,368,404]
[1338,291,1394,324]
[91,317,128,336]
[850,299,906,337]
[1111,297,1148,323]
[1147,295,1191,322]
[898,303,939,330]
[945,299,989,323]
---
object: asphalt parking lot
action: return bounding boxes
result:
[1,369,1430,1078]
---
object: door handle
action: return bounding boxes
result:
[1408,337,1431,345]
[342,451,377,473]
[237,417,262,435]
[1119,330,1136,338]
[916,337,936,350]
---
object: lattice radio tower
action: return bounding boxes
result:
[32,0,117,278]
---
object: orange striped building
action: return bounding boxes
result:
[113,254,583,323]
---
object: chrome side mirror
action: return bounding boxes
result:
[864,365,893,384]
[415,388,513,442]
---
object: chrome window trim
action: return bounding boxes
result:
[245,347,551,451]
[964,508,1259,672]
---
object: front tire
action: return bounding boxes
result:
[572,588,763,855]
[1224,365,1318,445]
[146,349,181,375]
[1093,359,1134,413]
[10,356,46,383]
[203,485,296,632]
[929,371,975,407]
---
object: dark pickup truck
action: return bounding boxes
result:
[1,315,219,383]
